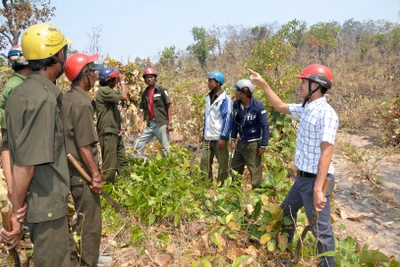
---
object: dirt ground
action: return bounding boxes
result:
[332,132,400,257]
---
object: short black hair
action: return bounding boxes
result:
[100,78,117,87]
[72,71,85,85]
[28,57,58,71]
[99,80,109,86]
[28,45,67,72]
[321,87,328,95]
[12,64,29,72]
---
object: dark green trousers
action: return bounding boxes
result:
[99,133,129,183]
[231,141,263,187]
[27,216,78,267]
[71,183,102,267]
[200,140,229,184]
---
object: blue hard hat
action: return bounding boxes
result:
[8,45,28,69]
[98,67,119,83]
[207,71,225,85]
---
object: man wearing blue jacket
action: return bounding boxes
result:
[200,71,232,184]
[231,79,269,188]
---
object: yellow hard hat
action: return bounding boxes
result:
[22,23,73,60]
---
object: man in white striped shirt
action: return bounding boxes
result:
[249,64,338,267]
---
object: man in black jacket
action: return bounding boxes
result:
[230,79,269,188]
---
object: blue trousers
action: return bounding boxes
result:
[281,174,335,267]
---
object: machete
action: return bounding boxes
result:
[67,153,128,214]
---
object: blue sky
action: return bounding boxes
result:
[49,0,400,62]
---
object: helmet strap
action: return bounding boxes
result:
[52,46,68,79]
[302,81,320,107]
[83,67,92,89]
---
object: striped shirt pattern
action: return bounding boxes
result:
[288,96,339,174]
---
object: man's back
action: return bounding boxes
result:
[95,86,121,136]
[5,73,70,224]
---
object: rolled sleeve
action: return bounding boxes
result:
[320,110,339,145]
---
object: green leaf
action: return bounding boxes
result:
[232,255,251,267]
[316,251,336,257]
[359,249,390,263]
[217,216,226,225]
[272,128,280,139]
[201,258,212,267]
[148,214,156,225]
[174,213,180,227]
[389,259,400,267]
[157,232,171,246]
[130,227,143,244]
[267,239,276,252]
[283,216,293,226]
[252,201,261,219]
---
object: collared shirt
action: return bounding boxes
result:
[95,86,122,135]
[0,72,26,126]
[61,85,99,186]
[140,85,171,127]
[5,72,70,223]
[288,96,339,174]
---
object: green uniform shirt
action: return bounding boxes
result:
[95,86,122,136]
[0,72,27,126]
[5,72,70,223]
[61,85,99,186]
[139,85,171,127]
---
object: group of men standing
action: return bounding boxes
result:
[0,22,338,267]
[200,71,270,189]
[0,23,172,267]
[200,66,338,266]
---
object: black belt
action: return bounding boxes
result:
[296,170,317,178]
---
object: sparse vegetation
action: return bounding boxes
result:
[1,14,400,267]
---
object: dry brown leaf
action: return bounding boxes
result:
[245,204,254,215]
[201,233,209,249]
[227,221,239,230]
[278,235,288,248]
[155,255,171,266]
[227,247,243,262]
[212,232,226,251]
[244,245,258,257]
[340,210,348,219]
[347,214,368,221]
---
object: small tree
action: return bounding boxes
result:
[303,21,340,64]
[0,0,56,57]
[187,26,208,70]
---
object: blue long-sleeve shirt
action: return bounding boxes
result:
[231,98,269,147]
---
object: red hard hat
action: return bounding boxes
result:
[296,64,333,89]
[65,53,100,82]
[143,67,157,78]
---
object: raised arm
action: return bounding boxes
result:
[249,69,290,114]
[119,74,128,101]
